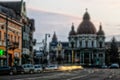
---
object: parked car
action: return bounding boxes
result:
[109,63,119,69]
[12,66,24,74]
[0,66,16,75]
[22,64,34,74]
[34,64,42,73]
[101,65,108,69]
[45,65,58,71]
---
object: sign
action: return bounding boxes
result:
[0,50,4,56]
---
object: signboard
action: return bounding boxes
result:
[0,49,4,56]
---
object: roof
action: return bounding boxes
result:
[0,1,22,15]
[77,10,96,34]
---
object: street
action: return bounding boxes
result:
[0,69,120,80]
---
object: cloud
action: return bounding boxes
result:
[27,8,81,42]
[27,8,120,43]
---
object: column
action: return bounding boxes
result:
[75,53,77,63]
[89,53,91,65]
[80,53,81,64]
[103,53,105,65]
[83,53,84,64]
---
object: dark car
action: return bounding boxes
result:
[0,66,16,75]
[12,66,24,74]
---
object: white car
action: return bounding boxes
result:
[45,65,58,71]
[34,65,42,73]
[22,64,34,74]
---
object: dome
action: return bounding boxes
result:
[77,10,96,34]
[97,23,104,35]
[69,23,76,36]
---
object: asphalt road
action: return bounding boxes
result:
[0,69,120,80]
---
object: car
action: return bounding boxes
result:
[45,65,58,71]
[101,65,108,69]
[34,64,42,73]
[109,63,119,69]
[22,64,34,74]
[0,66,16,75]
[12,66,24,74]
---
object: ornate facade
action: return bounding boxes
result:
[68,10,105,66]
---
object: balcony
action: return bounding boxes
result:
[8,41,19,50]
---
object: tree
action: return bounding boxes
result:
[110,37,119,63]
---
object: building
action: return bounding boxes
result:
[0,0,35,66]
[49,32,69,64]
[49,32,58,63]
[67,10,105,66]
[0,4,22,66]
[22,18,35,64]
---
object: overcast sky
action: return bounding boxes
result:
[1,0,120,42]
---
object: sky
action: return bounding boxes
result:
[1,0,120,43]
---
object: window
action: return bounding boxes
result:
[99,54,103,57]
[15,36,16,42]
[86,41,88,48]
[4,33,6,40]
[92,41,94,47]
[99,42,102,48]
[71,42,74,48]
[11,35,13,41]
[80,41,82,47]
[0,31,1,40]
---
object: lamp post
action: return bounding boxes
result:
[5,15,9,66]
[44,34,50,55]
[42,34,50,65]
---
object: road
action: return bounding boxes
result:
[0,69,120,80]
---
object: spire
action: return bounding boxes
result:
[72,23,74,30]
[52,32,58,42]
[86,8,88,12]
[69,23,76,36]
[100,22,102,30]
[97,23,105,35]
[83,8,90,20]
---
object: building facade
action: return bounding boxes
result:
[67,10,105,66]
[0,5,22,66]
[0,1,35,66]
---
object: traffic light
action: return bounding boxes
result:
[0,49,4,56]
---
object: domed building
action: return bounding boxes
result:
[68,10,105,66]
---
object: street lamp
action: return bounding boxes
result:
[42,34,50,66]
[44,33,50,55]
